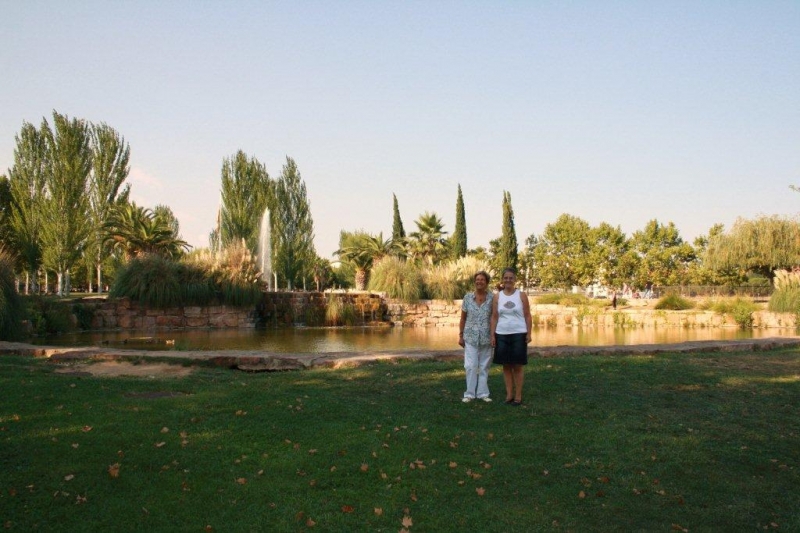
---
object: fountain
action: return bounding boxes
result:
[257,208,272,290]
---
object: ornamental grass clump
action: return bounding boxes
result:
[654,292,694,310]
[422,263,460,301]
[768,269,800,314]
[368,256,422,302]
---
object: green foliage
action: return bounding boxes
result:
[495,190,518,273]
[628,219,695,287]
[536,293,592,306]
[701,297,758,328]
[408,212,449,265]
[272,157,315,290]
[391,193,405,242]
[654,292,695,310]
[0,249,25,339]
[768,288,800,314]
[337,231,399,290]
[368,256,422,302]
[324,294,357,326]
[705,215,800,281]
[111,243,263,308]
[451,184,467,258]
[422,264,460,301]
[532,214,594,289]
[218,150,272,252]
[24,296,75,335]
[71,303,95,330]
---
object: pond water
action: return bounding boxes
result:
[33,326,800,353]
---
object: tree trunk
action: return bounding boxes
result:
[355,269,368,291]
[96,263,103,293]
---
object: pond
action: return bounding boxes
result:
[32,326,800,353]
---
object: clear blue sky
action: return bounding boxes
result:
[2,1,798,258]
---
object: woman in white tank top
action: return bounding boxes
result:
[490,268,532,406]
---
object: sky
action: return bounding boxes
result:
[1,1,798,259]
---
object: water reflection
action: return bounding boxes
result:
[33,326,799,353]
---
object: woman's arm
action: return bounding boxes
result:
[521,292,532,344]
[490,294,499,347]
[458,310,467,347]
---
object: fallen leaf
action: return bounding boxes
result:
[341,505,354,513]
[543,470,549,476]
[75,494,87,504]
[598,476,610,483]
[71,443,79,449]
[308,449,317,455]
[235,478,247,485]
[578,491,586,499]
[81,426,92,432]
[476,487,485,496]
[257,470,264,476]
[306,518,316,527]
[330,466,337,472]
[64,475,75,481]
[154,442,166,448]
[449,462,457,469]
[360,463,369,472]
[374,508,383,516]
[410,491,418,502]
[402,516,413,527]
[108,463,120,478]
[160,427,169,433]
[204,526,212,532]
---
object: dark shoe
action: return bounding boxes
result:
[510,400,522,407]
[504,398,514,405]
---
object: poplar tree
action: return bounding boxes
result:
[496,190,518,272]
[391,193,405,242]
[273,157,315,289]
[7,121,48,293]
[86,123,130,292]
[451,184,467,258]
[39,112,93,295]
[219,150,272,252]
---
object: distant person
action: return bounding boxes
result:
[491,268,532,406]
[611,290,617,310]
[458,271,494,403]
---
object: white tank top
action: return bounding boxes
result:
[496,289,527,334]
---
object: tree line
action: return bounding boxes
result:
[2,111,798,297]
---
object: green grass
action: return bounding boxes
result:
[1,351,798,531]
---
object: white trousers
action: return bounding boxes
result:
[464,343,493,399]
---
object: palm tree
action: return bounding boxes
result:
[408,212,449,264]
[336,232,399,290]
[105,203,190,260]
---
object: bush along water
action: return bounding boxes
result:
[654,292,695,311]
[0,249,25,339]
[769,269,800,314]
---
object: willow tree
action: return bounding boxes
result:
[705,215,800,281]
[219,150,272,253]
[451,184,467,258]
[86,123,130,293]
[39,112,93,295]
[272,157,315,289]
[6,122,47,293]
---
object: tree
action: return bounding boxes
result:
[451,184,467,258]
[86,122,130,293]
[705,215,800,282]
[532,214,593,289]
[105,203,189,259]
[518,234,540,288]
[408,212,449,264]
[496,191,518,273]
[39,112,94,295]
[336,231,398,290]
[272,157,315,289]
[219,150,272,252]
[391,193,405,243]
[0,175,12,250]
[628,219,695,287]
[6,121,47,293]
[586,222,629,287]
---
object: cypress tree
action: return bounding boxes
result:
[391,193,405,241]
[452,184,467,258]
[498,190,518,271]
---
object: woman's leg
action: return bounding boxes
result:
[463,344,479,399]
[502,365,515,401]
[476,345,493,399]
[512,364,525,402]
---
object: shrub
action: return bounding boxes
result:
[0,250,25,340]
[768,287,800,314]
[71,303,95,330]
[536,293,593,306]
[325,294,358,326]
[110,255,182,308]
[368,256,422,302]
[654,292,694,310]
[422,264,461,301]
[24,296,74,335]
[450,256,493,295]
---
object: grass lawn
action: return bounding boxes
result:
[1,349,798,532]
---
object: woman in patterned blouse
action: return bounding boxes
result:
[458,271,495,402]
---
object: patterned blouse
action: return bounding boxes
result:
[461,291,494,346]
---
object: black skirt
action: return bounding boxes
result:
[493,333,528,365]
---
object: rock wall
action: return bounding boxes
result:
[85,298,257,330]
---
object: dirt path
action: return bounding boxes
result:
[2,337,800,377]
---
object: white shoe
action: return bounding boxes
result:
[480,397,492,402]
[462,397,473,403]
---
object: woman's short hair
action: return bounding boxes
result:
[501,267,516,278]
[474,270,490,283]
